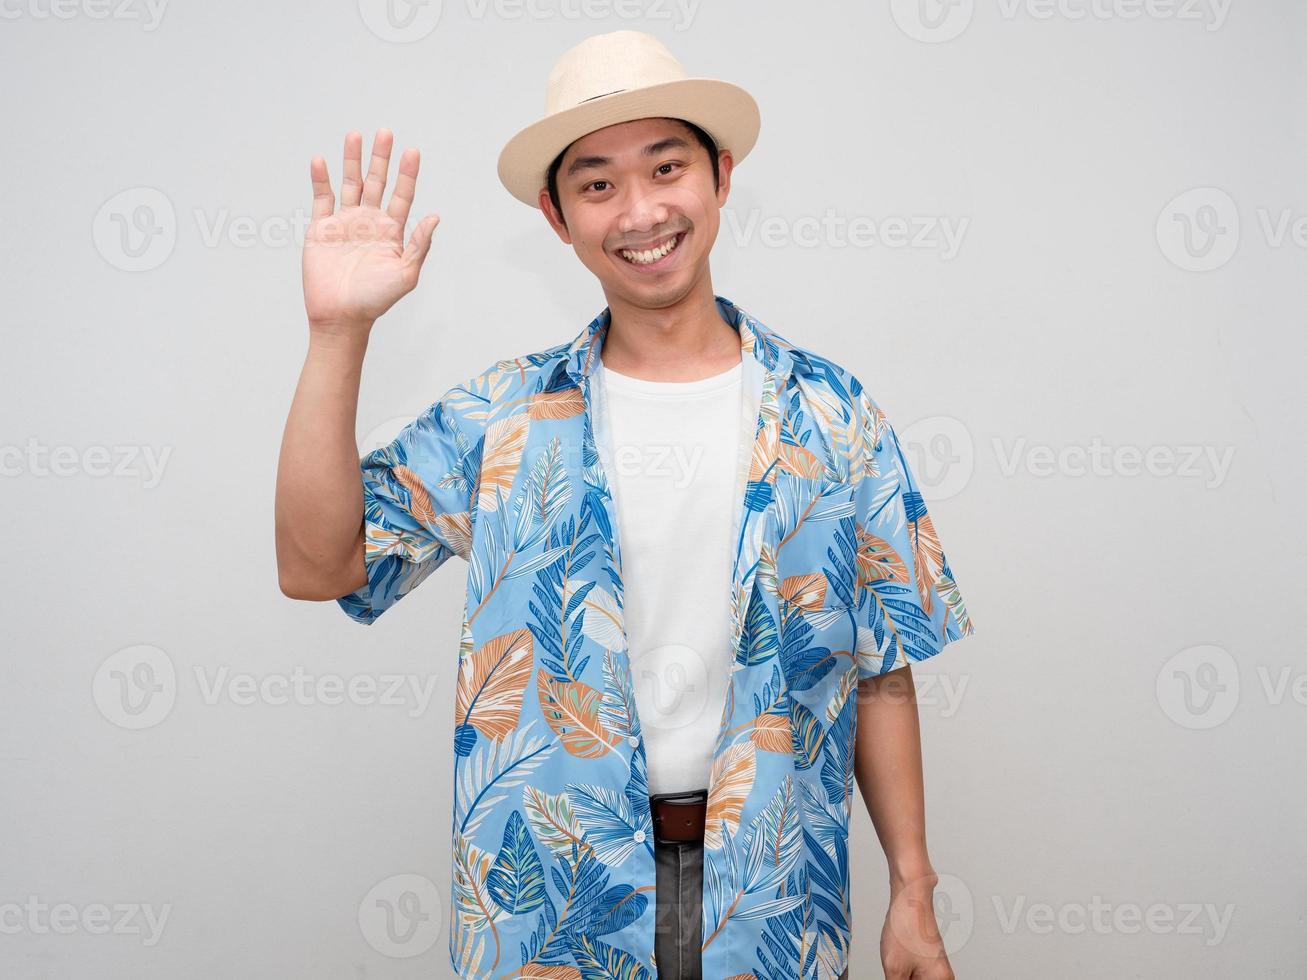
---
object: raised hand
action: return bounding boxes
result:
[301,128,440,337]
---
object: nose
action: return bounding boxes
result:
[617,185,671,238]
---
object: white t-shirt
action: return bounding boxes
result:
[600,358,747,795]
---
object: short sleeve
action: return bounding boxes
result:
[336,393,476,625]
[850,385,976,677]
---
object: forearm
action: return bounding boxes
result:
[853,664,937,887]
[274,324,373,598]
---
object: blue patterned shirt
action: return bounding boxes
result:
[337,294,976,979]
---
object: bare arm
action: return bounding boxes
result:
[855,665,933,884]
[275,330,371,599]
[275,128,440,600]
[855,665,955,980]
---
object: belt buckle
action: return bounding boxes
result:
[650,789,708,844]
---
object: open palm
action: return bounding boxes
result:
[302,128,440,333]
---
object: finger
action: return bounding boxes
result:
[361,127,394,210]
[309,156,335,220]
[341,131,364,208]
[402,212,440,272]
[386,147,421,227]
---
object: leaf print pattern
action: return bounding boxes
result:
[487,811,548,915]
[455,722,554,840]
[536,672,616,759]
[778,573,829,612]
[529,387,586,421]
[569,935,653,980]
[479,413,530,514]
[568,783,649,865]
[455,628,534,744]
[523,786,588,858]
[334,295,976,978]
[392,464,475,558]
[750,712,791,753]
[705,742,756,850]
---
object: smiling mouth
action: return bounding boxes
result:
[617,231,685,267]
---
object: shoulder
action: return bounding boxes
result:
[428,338,575,438]
[781,335,877,421]
[770,332,895,466]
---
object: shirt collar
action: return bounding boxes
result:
[563,294,798,387]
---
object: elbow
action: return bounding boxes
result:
[276,529,365,602]
[278,559,362,602]
[277,561,341,601]
[278,569,319,600]
[275,545,313,599]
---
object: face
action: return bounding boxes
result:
[539,117,733,310]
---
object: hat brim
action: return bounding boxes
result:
[497,77,760,209]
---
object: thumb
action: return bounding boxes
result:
[403,213,441,272]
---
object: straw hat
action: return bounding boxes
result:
[497,30,761,209]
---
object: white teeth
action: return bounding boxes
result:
[620,233,680,265]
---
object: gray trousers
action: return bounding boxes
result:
[653,835,850,980]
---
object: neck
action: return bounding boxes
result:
[598,280,741,382]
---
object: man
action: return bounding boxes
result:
[276,30,975,980]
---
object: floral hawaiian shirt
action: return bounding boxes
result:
[337,294,976,979]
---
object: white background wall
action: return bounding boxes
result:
[2,1,1303,977]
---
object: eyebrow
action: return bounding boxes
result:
[564,136,692,179]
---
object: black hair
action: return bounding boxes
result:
[545,117,720,224]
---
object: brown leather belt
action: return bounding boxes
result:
[650,790,707,844]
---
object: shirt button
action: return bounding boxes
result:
[633,830,646,844]
[627,736,639,748]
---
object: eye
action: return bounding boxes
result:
[656,162,681,176]
[584,179,610,193]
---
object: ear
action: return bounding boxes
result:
[539,188,572,243]
[715,148,734,208]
